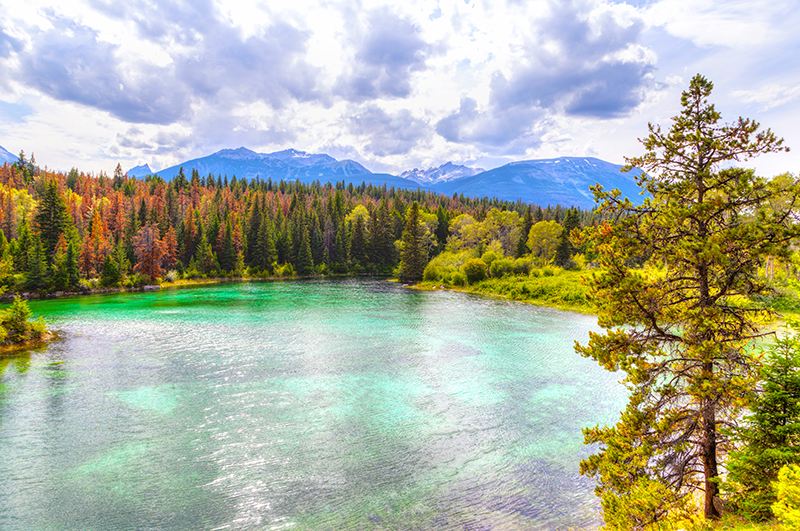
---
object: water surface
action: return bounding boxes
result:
[0,279,625,530]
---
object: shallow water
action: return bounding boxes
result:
[0,279,625,530]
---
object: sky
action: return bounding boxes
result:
[0,0,798,177]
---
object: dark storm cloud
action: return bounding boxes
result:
[349,105,430,156]
[335,7,434,102]
[8,0,322,125]
[437,0,655,145]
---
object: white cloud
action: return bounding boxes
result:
[0,0,797,177]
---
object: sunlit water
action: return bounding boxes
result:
[0,279,626,530]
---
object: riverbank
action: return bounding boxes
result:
[0,331,56,356]
[415,269,596,314]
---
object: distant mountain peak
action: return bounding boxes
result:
[400,161,485,184]
[216,147,261,159]
[0,144,16,165]
[127,163,153,176]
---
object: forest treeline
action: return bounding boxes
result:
[0,152,595,293]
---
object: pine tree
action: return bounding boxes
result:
[296,225,314,275]
[725,331,800,520]
[515,205,533,258]
[399,201,426,282]
[350,216,368,267]
[34,179,71,263]
[576,74,799,526]
[555,208,580,267]
[218,219,236,272]
[66,240,79,289]
[25,235,49,291]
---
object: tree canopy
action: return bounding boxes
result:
[575,74,800,527]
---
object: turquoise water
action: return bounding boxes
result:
[0,279,625,530]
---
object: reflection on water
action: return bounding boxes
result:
[0,279,625,530]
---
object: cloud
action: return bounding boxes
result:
[436,0,656,146]
[436,96,542,148]
[335,7,435,102]
[17,17,189,124]
[6,0,323,125]
[732,84,800,112]
[349,105,430,156]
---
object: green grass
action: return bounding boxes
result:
[418,268,595,313]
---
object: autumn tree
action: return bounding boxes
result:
[133,223,166,281]
[575,74,800,527]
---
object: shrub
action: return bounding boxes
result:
[488,258,514,278]
[423,263,441,282]
[450,271,467,286]
[126,272,150,288]
[773,464,800,527]
[512,257,533,275]
[276,263,295,277]
[462,258,487,284]
[164,270,178,283]
[480,250,500,266]
[0,296,47,343]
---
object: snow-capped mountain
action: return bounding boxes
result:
[154,147,423,190]
[399,162,485,185]
[137,147,643,209]
[0,144,16,165]
[430,157,642,209]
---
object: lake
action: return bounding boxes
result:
[0,279,626,530]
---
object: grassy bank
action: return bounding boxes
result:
[417,268,595,313]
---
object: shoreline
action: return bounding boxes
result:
[0,331,58,356]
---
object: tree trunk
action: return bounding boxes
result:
[702,395,720,520]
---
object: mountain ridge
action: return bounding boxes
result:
[134,147,641,208]
[0,144,16,165]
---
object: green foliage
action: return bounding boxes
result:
[488,257,514,278]
[725,330,800,520]
[773,464,800,526]
[399,202,427,282]
[462,258,487,284]
[100,254,121,287]
[527,220,561,264]
[575,74,798,524]
[0,296,47,344]
[34,179,71,263]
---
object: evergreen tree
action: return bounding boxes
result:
[554,208,580,267]
[350,216,368,266]
[34,179,71,263]
[66,240,79,289]
[218,219,236,272]
[25,235,49,291]
[399,201,426,282]
[725,331,800,520]
[296,226,314,275]
[100,253,121,287]
[435,205,450,252]
[515,205,533,258]
[576,74,799,526]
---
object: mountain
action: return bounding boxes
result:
[127,164,153,177]
[155,147,428,190]
[0,144,16,165]
[430,157,643,209]
[146,147,642,209]
[400,162,484,185]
